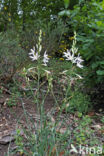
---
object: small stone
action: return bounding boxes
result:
[0,129,23,145]
[0,135,15,145]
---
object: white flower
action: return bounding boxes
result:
[75,54,84,63]
[63,50,75,62]
[63,31,84,69]
[29,53,40,61]
[29,46,35,55]
[29,46,40,61]
[63,50,84,68]
[76,62,83,68]
[43,51,49,66]
[74,54,84,68]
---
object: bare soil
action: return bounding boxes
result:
[0,80,104,156]
[0,90,55,156]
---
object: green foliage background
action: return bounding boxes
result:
[0,0,104,85]
[69,0,104,84]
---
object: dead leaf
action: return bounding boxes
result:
[91,124,101,130]
[56,127,67,134]
[99,130,104,134]
[51,116,55,124]
[51,145,57,155]
[88,111,95,116]
[59,151,65,156]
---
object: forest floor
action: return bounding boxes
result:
[0,92,54,156]
[0,88,104,155]
[0,67,104,156]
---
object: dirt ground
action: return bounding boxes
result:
[0,82,104,156]
[0,91,55,156]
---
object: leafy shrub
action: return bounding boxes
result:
[19,19,68,58]
[67,91,91,114]
[68,0,104,85]
[0,30,27,83]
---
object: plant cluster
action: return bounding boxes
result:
[0,30,96,154]
[0,30,27,83]
[0,1,103,155]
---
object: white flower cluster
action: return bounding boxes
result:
[29,46,40,61]
[43,51,49,66]
[29,47,49,66]
[29,30,83,68]
[29,30,49,66]
[63,32,84,69]
[63,50,84,68]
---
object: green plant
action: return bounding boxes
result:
[73,115,101,147]
[0,30,27,83]
[68,0,104,85]
[8,30,88,156]
[66,91,91,114]
[15,129,24,155]
[101,116,104,123]
[7,94,17,107]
